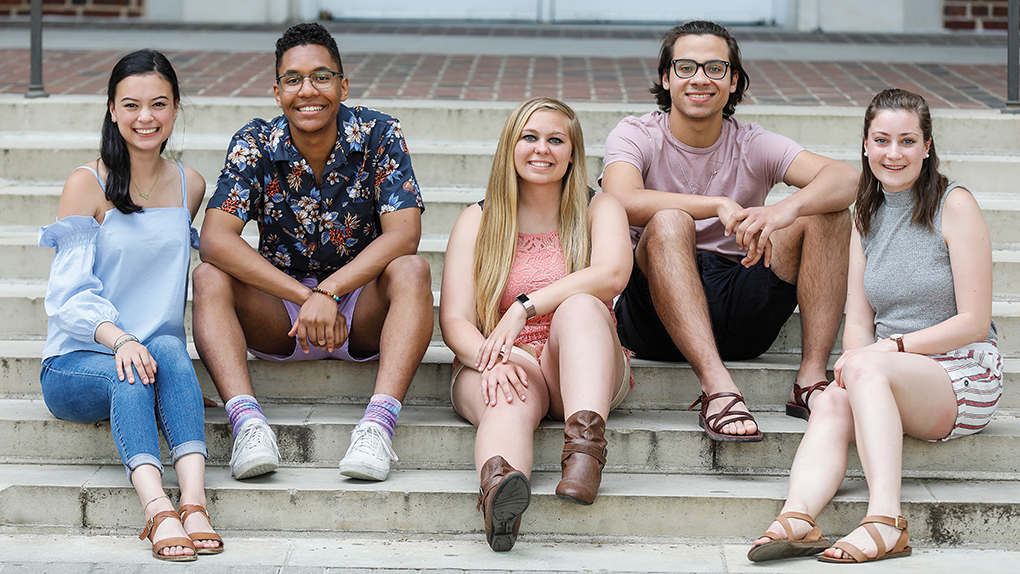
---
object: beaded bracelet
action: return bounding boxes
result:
[311,286,342,304]
[113,334,139,353]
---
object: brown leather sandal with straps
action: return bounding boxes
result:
[786,380,831,421]
[139,509,197,562]
[178,503,224,555]
[747,511,831,562]
[689,391,764,442]
[818,514,912,563]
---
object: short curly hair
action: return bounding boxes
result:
[650,20,749,119]
[275,22,343,76]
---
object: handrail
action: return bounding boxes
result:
[1007,0,1018,112]
[26,0,48,99]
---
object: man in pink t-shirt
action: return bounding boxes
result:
[600,21,857,442]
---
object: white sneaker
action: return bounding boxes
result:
[338,422,398,481]
[229,419,280,479]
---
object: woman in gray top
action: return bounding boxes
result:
[748,88,1002,564]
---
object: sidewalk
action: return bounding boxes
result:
[2,531,1020,573]
[0,19,1011,108]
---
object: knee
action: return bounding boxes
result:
[644,209,696,247]
[807,209,851,241]
[384,254,432,291]
[192,261,233,295]
[839,352,888,393]
[145,335,190,362]
[810,385,851,420]
[553,293,608,321]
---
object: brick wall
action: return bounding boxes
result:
[1,0,145,18]
[944,0,1011,31]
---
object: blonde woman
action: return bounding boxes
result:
[440,98,632,552]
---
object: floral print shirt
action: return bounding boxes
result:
[208,103,424,282]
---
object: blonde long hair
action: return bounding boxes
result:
[474,97,591,336]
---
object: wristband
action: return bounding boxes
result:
[311,286,342,304]
[113,335,139,353]
[515,293,537,319]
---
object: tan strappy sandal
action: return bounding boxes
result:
[139,509,197,562]
[178,503,224,555]
[818,514,912,563]
[747,511,831,562]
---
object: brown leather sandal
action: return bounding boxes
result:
[178,503,224,555]
[786,380,831,421]
[818,515,912,563]
[747,511,830,562]
[689,391,763,442]
[139,509,197,562]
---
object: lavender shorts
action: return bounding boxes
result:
[248,277,379,363]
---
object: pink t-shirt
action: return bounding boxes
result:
[600,111,803,260]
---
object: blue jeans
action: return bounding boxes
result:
[40,335,207,480]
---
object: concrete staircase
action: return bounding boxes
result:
[1,94,1019,549]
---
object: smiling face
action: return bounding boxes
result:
[108,72,177,152]
[273,43,349,138]
[513,109,573,191]
[864,109,931,193]
[663,34,738,124]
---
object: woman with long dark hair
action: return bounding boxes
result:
[39,49,220,561]
[440,97,632,552]
[747,88,1001,564]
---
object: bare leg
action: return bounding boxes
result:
[637,209,755,437]
[822,351,957,560]
[770,210,851,409]
[192,262,295,402]
[452,356,550,476]
[541,294,625,421]
[132,464,193,559]
[752,386,854,546]
[346,255,433,401]
[175,453,220,551]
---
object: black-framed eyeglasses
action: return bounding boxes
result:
[670,59,731,80]
[276,70,344,92]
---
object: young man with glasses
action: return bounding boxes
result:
[600,20,857,442]
[194,22,431,480]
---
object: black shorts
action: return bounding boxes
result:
[614,251,798,361]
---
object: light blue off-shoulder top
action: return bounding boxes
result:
[39,163,199,359]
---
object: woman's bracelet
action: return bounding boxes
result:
[311,286,342,304]
[113,334,139,353]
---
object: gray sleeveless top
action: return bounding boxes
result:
[861,183,996,342]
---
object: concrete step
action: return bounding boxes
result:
[1,399,1016,479]
[1,463,1017,546]
[3,341,1020,412]
[3,95,1018,153]
[2,131,1018,197]
[14,284,1020,353]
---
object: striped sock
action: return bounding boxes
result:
[358,394,402,439]
[225,394,268,437]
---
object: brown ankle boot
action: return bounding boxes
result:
[555,410,607,505]
[477,455,530,552]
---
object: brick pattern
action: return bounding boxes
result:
[2,0,143,18]
[0,48,1007,109]
[944,0,1011,31]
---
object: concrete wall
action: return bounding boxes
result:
[794,0,944,32]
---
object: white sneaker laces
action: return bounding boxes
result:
[351,424,398,461]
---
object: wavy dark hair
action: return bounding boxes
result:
[650,20,749,119]
[101,49,180,214]
[855,88,947,236]
[275,22,344,76]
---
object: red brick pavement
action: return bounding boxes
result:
[0,48,1008,109]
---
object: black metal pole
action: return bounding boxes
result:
[1007,0,1019,111]
[26,0,48,98]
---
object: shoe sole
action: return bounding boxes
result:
[487,473,531,552]
[231,456,279,480]
[339,461,389,481]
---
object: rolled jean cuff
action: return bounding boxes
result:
[171,440,209,465]
[125,453,163,481]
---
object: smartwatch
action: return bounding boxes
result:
[515,293,537,319]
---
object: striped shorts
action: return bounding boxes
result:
[928,339,1003,442]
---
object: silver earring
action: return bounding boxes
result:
[924,153,929,158]
[863,150,868,157]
